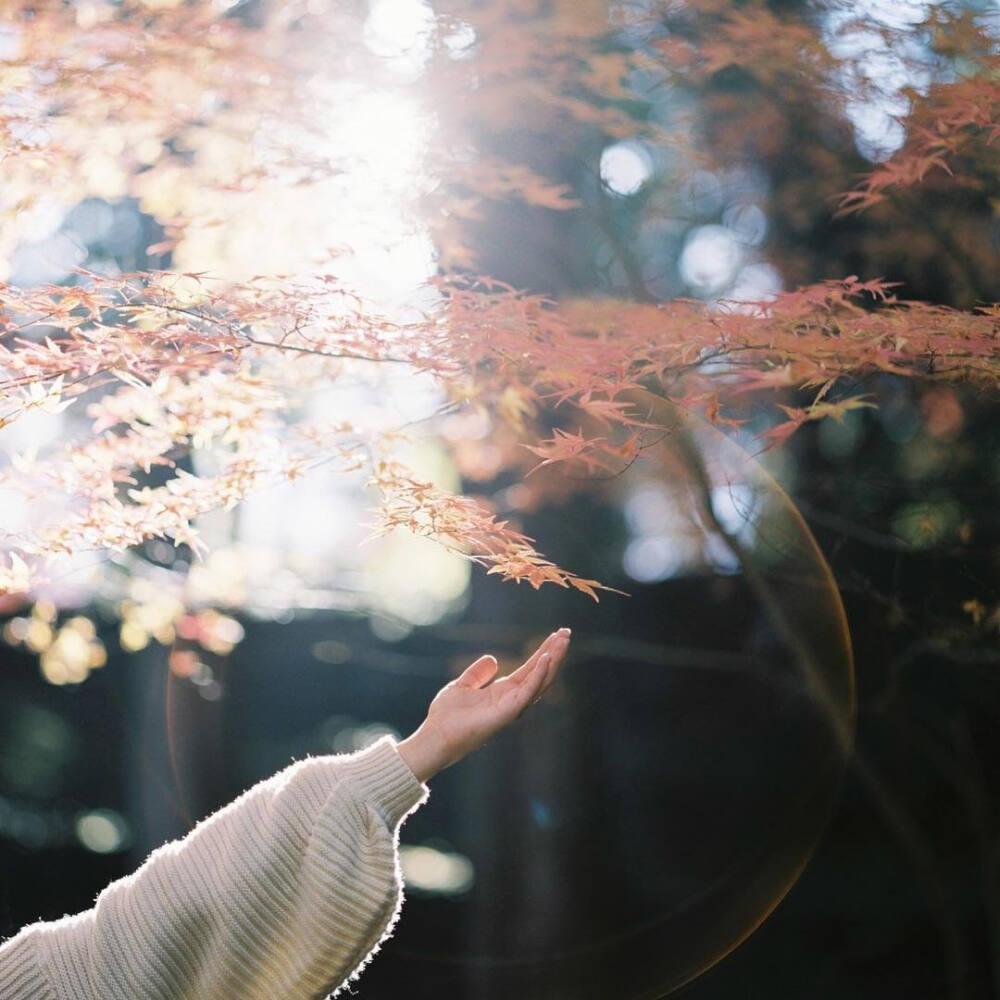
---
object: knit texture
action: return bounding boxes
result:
[0,736,429,1000]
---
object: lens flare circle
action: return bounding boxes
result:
[430,395,855,999]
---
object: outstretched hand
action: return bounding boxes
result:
[396,627,571,783]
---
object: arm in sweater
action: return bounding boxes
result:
[0,736,428,1000]
[0,626,572,1000]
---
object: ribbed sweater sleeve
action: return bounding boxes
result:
[0,735,429,1000]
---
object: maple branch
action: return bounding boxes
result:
[0,313,58,337]
[146,303,417,366]
[239,333,413,366]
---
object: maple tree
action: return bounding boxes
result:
[0,0,997,670]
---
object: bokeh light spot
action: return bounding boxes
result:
[623,535,686,582]
[400,843,475,895]
[75,809,130,854]
[679,225,742,296]
[600,141,653,196]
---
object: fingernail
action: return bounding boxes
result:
[558,627,571,637]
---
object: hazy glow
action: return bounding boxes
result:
[174,85,436,288]
[330,88,430,194]
[0,19,472,635]
[363,0,435,77]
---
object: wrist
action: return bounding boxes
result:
[397,725,449,784]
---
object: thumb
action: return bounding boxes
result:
[455,653,498,689]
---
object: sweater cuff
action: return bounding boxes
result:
[0,928,55,1000]
[336,735,429,829]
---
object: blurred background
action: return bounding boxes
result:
[1,0,999,998]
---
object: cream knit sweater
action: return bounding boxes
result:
[0,736,429,999]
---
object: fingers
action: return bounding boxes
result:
[538,628,570,692]
[499,628,571,712]
[508,628,567,687]
[510,652,549,715]
[455,653,498,689]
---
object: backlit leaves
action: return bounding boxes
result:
[0,0,998,603]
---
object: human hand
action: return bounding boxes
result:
[396,627,571,783]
